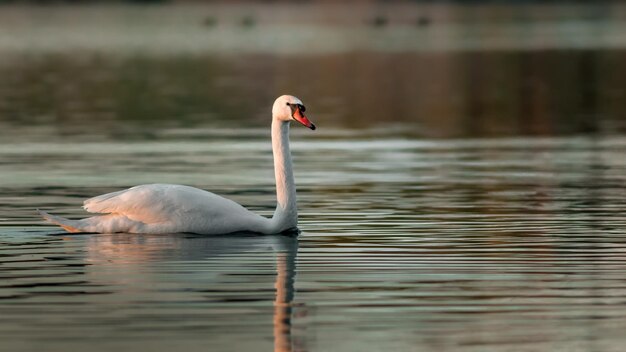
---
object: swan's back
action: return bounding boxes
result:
[83,184,266,234]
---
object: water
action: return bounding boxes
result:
[2,3,626,352]
[3,134,626,351]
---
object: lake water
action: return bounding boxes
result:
[2,3,626,352]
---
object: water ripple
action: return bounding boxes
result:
[2,134,626,351]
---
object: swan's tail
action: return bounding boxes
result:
[38,210,82,233]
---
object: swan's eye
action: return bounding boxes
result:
[286,102,296,116]
[286,102,305,117]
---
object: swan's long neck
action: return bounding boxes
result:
[270,119,298,232]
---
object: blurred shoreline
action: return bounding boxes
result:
[0,3,624,139]
[1,3,626,56]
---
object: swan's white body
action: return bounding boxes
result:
[40,95,315,235]
[42,184,281,235]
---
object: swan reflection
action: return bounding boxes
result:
[274,240,297,352]
[81,233,302,352]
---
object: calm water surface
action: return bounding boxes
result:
[2,3,626,352]
[2,132,626,352]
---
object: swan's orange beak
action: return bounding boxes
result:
[293,106,316,130]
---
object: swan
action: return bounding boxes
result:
[39,94,316,235]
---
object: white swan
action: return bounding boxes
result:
[39,95,316,235]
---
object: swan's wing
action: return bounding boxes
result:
[83,189,131,212]
[83,184,172,223]
[83,184,244,224]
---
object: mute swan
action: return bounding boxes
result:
[39,95,316,235]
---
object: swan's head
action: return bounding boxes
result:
[272,95,316,130]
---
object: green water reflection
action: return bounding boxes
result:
[1,50,625,139]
